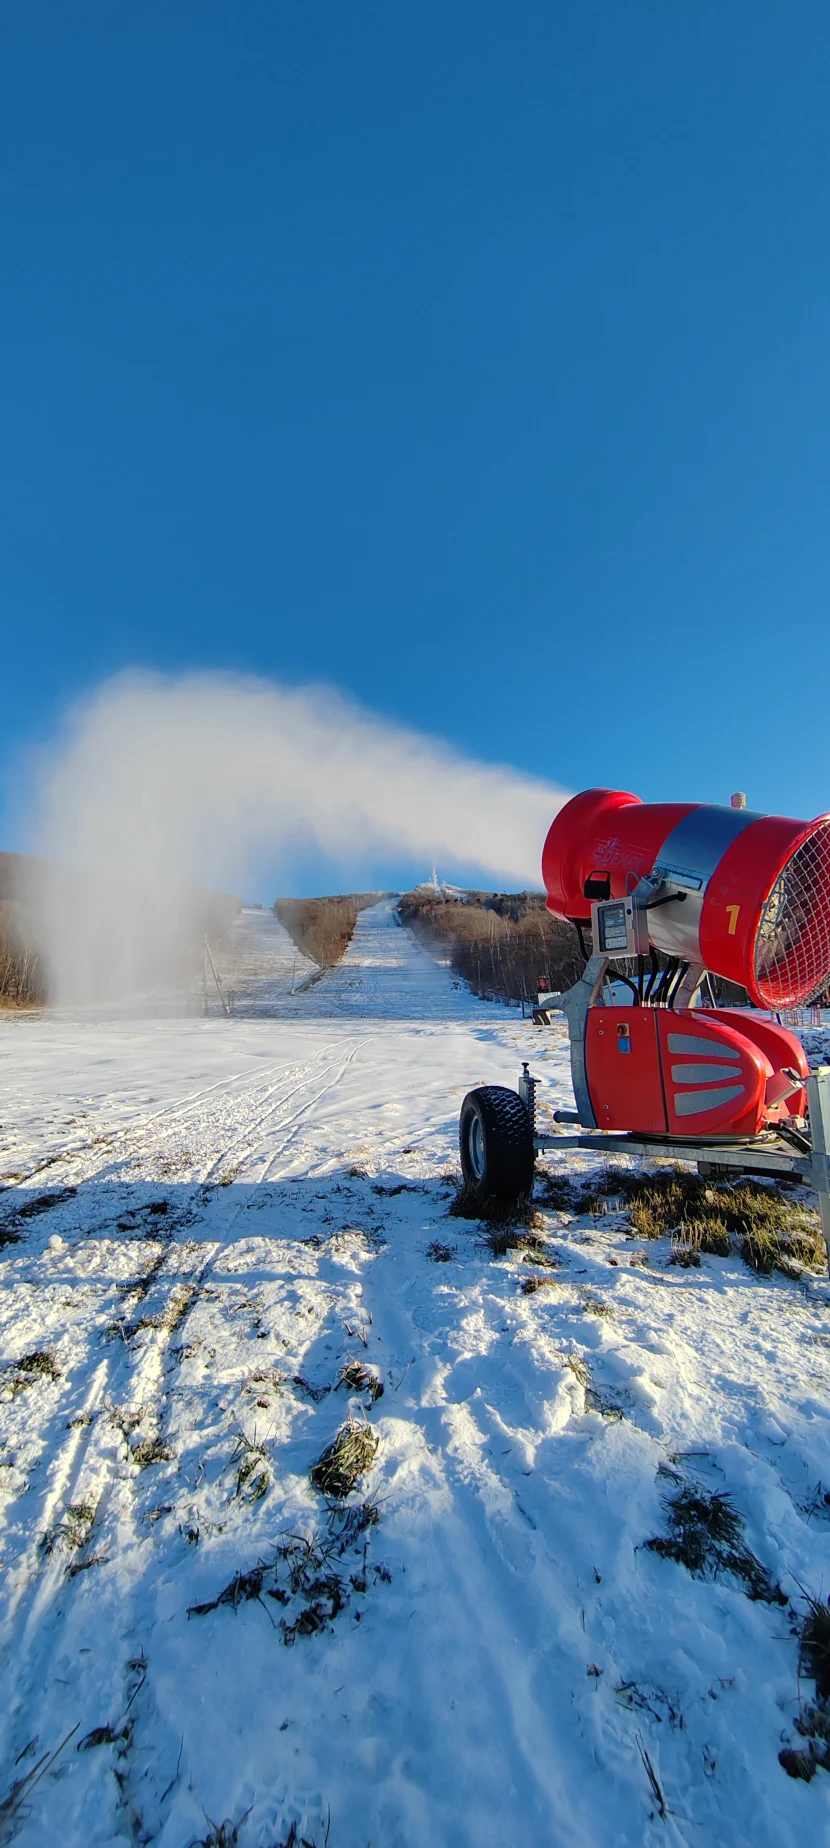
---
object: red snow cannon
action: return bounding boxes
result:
[459,786,830,1244]
[542,788,830,1010]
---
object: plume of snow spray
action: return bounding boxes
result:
[25,671,569,1002]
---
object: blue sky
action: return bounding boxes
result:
[3,1,830,874]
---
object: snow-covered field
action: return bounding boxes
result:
[1,903,829,1846]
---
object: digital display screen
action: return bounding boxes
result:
[598,903,629,953]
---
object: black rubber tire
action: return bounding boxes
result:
[459,1086,534,1203]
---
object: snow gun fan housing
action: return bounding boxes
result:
[542,788,830,1011]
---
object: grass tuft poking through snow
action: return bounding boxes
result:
[188,1505,385,1652]
[41,1500,97,1558]
[0,1725,80,1836]
[520,1273,561,1295]
[230,1430,272,1504]
[131,1434,174,1471]
[309,1419,379,1499]
[479,1224,542,1259]
[779,1596,830,1780]
[292,1373,331,1404]
[646,1475,786,1604]
[535,1173,575,1210]
[2,1346,62,1399]
[448,1183,537,1226]
[800,1595,830,1702]
[14,1348,60,1380]
[77,1723,131,1751]
[336,1360,384,1403]
[188,1809,251,1847]
[272,1820,333,1848]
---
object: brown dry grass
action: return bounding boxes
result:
[274,895,383,967]
[131,1434,174,1470]
[448,1183,541,1228]
[575,1168,824,1274]
[187,1502,384,1664]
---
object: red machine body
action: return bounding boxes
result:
[542,788,830,1011]
[542,787,825,1141]
[585,1007,808,1137]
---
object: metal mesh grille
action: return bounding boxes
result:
[754,822,830,1008]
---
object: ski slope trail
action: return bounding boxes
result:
[293,896,495,1021]
[205,896,497,1022]
[204,906,317,1015]
[0,910,829,1845]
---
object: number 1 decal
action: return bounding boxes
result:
[726,905,741,936]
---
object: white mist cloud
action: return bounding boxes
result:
[25,670,569,1002]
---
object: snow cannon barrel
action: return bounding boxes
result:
[542,788,830,1010]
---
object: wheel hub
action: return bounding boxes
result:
[469,1114,485,1181]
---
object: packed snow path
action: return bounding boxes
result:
[298,896,492,1018]
[0,905,829,1846]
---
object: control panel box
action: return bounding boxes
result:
[591,896,649,959]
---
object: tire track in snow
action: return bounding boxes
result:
[12,1046,346,1197]
[1,1047,345,1191]
[322,1183,675,1845]
[2,1237,211,1614]
[0,1230,221,1832]
[0,1058,290,1187]
[199,1041,360,1184]
[256,1040,369,1182]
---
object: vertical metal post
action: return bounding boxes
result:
[807,1066,830,1275]
[204,936,230,1018]
[203,936,208,1017]
[518,1062,537,1132]
[559,954,609,1130]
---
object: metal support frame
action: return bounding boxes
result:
[806,1067,830,1270]
[534,1127,810,1181]
[555,954,608,1130]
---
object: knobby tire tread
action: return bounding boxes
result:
[459,1085,534,1202]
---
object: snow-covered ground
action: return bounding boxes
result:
[1,903,829,1846]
